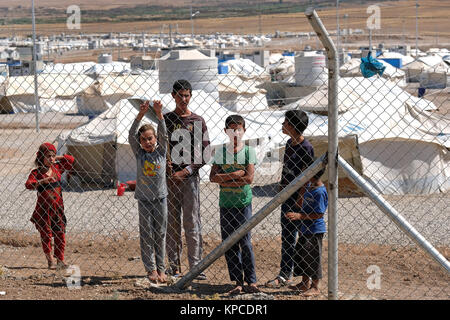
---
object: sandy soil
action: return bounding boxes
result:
[1,232,449,301]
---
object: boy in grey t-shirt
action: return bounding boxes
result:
[128,100,169,284]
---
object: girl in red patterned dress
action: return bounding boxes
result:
[25,143,74,269]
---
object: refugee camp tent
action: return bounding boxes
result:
[217,73,268,113]
[340,58,407,87]
[280,77,437,115]
[58,90,272,185]
[402,54,444,82]
[76,73,159,115]
[247,77,449,195]
[419,61,450,89]
[0,74,94,113]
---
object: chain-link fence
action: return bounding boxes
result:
[0,35,449,299]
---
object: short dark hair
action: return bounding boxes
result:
[285,110,309,134]
[313,168,326,181]
[172,79,192,94]
[138,124,156,140]
[225,115,246,129]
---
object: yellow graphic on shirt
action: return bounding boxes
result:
[142,160,160,177]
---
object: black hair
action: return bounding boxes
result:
[172,79,192,94]
[313,168,326,181]
[285,110,309,134]
[225,115,246,129]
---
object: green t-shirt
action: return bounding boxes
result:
[213,145,257,208]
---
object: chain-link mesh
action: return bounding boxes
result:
[0,49,448,300]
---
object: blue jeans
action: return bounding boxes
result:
[220,205,257,285]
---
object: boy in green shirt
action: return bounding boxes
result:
[210,115,259,295]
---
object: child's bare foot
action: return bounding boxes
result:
[157,270,167,283]
[244,283,260,293]
[148,270,158,283]
[288,281,311,292]
[47,258,56,269]
[227,285,243,295]
[302,287,320,297]
[56,259,68,270]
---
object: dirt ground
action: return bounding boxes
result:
[0,230,449,301]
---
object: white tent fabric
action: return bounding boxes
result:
[247,80,449,195]
[76,73,159,115]
[377,52,414,66]
[340,58,406,87]
[217,73,268,112]
[58,90,273,183]
[0,74,94,113]
[267,55,295,82]
[279,77,437,115]
[225,58,271,81]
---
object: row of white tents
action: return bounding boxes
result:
[1,51,449,195]
[56,75,449,195]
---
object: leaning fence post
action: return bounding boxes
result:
[338,155,450,274]
[173,153,328,290]
[305,8,340,300]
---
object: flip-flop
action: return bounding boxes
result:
[265,276,292,288]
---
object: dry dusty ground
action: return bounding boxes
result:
[0,230,449,301]
[2,0,450,38]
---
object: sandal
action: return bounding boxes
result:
[265,276,292,288]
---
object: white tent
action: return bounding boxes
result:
[76,73,159,115]
[0,74,94,113]
[280,77,437,115]
[419,61,450,89]
[249,78,449,195]
[217,73,268,113]
[402,55,444,83]
[58,90,273,185]
[340,58,407,87]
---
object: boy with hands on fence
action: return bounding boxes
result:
[128,99,169,284]
[210,115,259,295]
[25,143,74,269]
[285,168,328,297]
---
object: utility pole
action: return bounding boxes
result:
[258,1,262,36]
[31,0,40,132]
[142,31,145,56]
[415,0,419,58]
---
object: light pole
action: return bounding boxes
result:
[415,0,419,58]
[190,6,200,41]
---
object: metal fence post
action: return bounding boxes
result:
[174,153,328,290]
[338,155,450,274]
[305,7,339,300]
